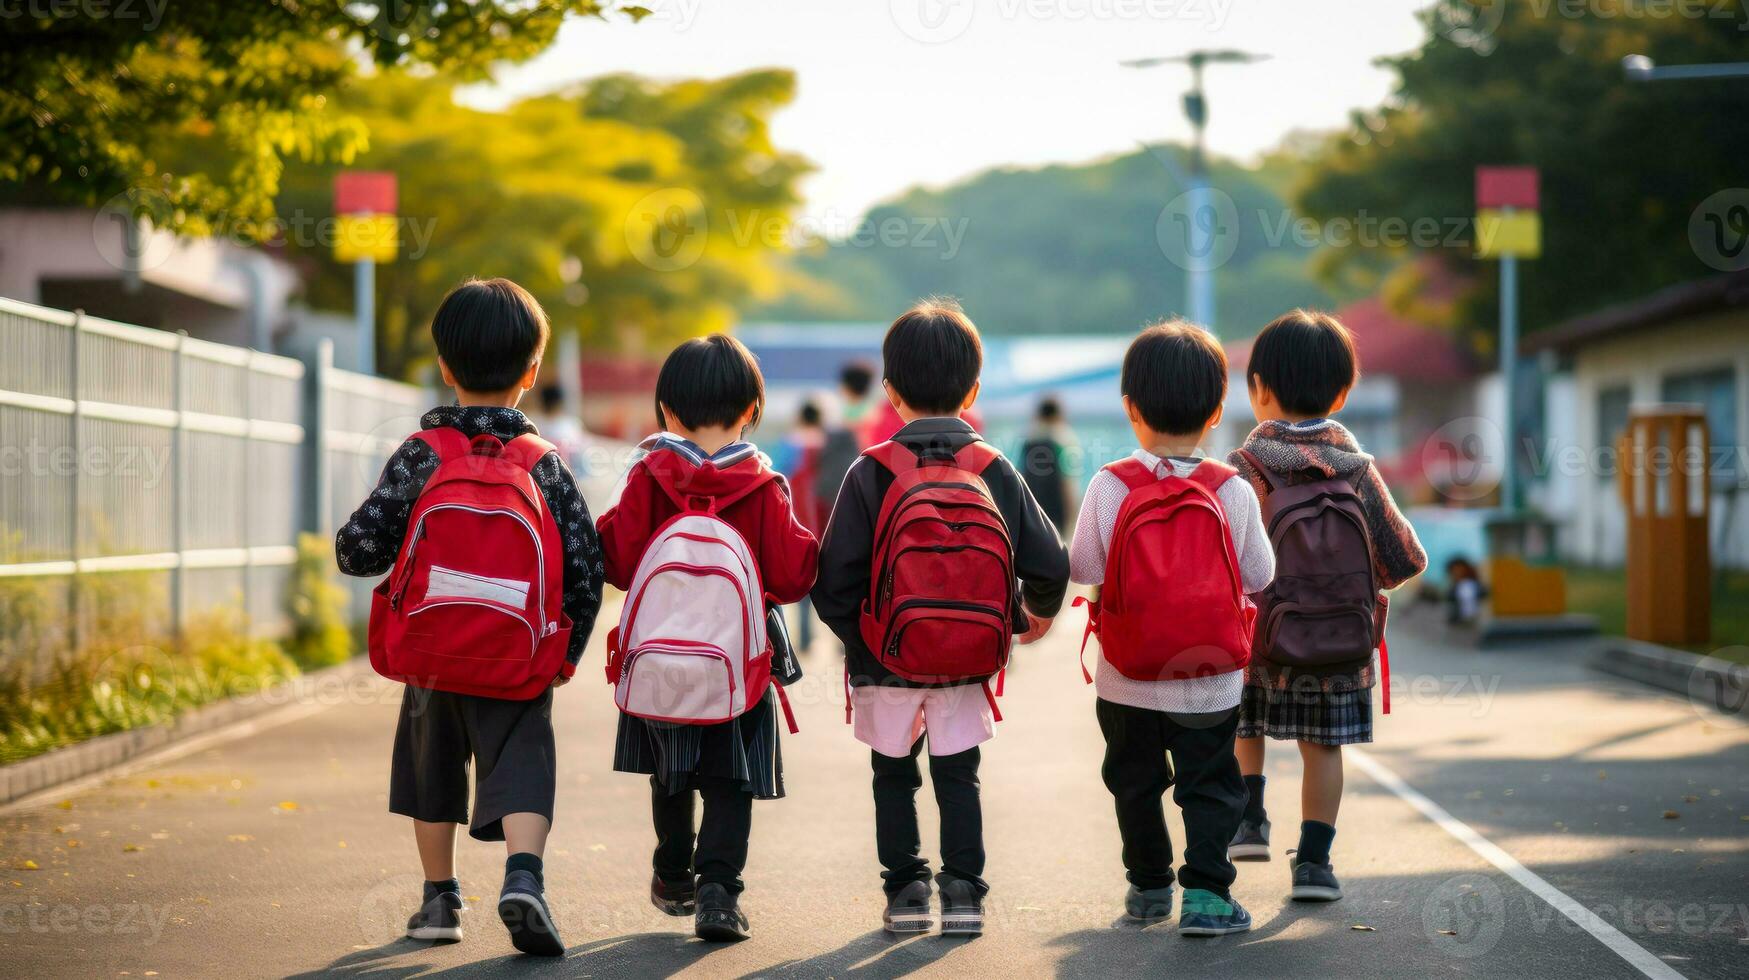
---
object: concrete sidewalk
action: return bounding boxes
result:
[1,604,1745,978]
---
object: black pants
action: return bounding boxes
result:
[871,738,987,896]
[1095,698,1245,896]
[388,686,555,842]
[650,776,754,894]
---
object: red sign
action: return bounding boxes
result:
[335,171,397,215]
[1476,166,1539,210]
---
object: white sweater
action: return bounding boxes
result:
[1068,450,1275,713]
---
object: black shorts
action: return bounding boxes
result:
[389,685,557,841]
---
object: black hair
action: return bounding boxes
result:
[1037,397,1062,422]
[539,385,564,412]
[430,278,550,392]
[654,333,765,432]
[1120,319,1228,436]
[1246,309,1359,416]
[798,401,823,427]
[839,361,875,398]
[881,298,982,416]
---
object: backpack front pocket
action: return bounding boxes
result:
[1260,601,1374,669]
[881,600,1009,683]
[616,641,737,724]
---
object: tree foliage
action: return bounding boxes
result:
[749,145,1344,339]
[0,1,648,237]
[274,69,810,378]
[1296,0,1749,345]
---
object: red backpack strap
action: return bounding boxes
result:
[1104,458,1158,492]
[864,440,918,476]
[410,427,470,461]
[501,433,557,473]
[1187,459,1237,495]
[952,440,999,474]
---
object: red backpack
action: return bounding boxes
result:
[368,429,572,700]
[1075,458,1253,683]
[857,441,1016,696]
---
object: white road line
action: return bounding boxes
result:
[1350,747,1686,980]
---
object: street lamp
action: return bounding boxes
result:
[1122,50,1269,337]
[1622,54,1749,82]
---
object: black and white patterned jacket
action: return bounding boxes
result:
[334,406,606,666]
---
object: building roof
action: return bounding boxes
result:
[1224,295,1478,384]
[1522,271,1749,354]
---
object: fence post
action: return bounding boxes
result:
[241,351,254,639]
[305,338,334,537]
[68,310,83,654]
[171,331,187,641]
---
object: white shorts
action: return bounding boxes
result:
[850,683,995,759]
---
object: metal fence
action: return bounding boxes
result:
[0,297,427,667]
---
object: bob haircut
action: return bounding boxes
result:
[430,278,550,392]
[1246,309,1360,417]
[882,298,983,415]
[1120,319,1228,436]
[655,333,766,433]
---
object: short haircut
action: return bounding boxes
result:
[1120,319,1228,436]
[839,361,875,399]
[430,278,549,392]
[882,298,983,416]
[539,385,564,412]
[655,334,765,432]
[798,401,823,427]
[1246,309,1359,416]
[1037,396,1062,422]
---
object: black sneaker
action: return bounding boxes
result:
[406,885,463,942]
[498,869,564,956]
[650,874,696,917]
[1290,855,1343,902]
[938,877,984,936]
[1124,883,1174,923]
[1228,818,1271,861]
[882,881,934,935]
[694,882,751,942]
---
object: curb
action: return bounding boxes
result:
[0,658,373,807]
[1590,637,1749,717]
[1477,613,1599,649]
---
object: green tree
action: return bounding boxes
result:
[0,1,648,237]
[274,69,810,377]
[1296,0,1749,347]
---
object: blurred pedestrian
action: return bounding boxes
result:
[1020,396,1079,535]
[838,360,878,446]
[530,384,588,473]
[777,400,830,653]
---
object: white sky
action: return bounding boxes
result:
[462,0,1434,219]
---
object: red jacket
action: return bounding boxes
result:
[598,443,819,605]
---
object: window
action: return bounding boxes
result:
[1596,384,1630,484]
[1660,367,1739,487]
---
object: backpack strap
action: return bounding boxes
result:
[501,433,557,473]
[1237,449,1285,493]
[1187,459,1237,495]
[864,440,918,476]
[410,427,470,461]
[1104,458,1158,492]
[866,438,998,477]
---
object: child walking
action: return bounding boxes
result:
[596,334,818,943]
[1226,310,1427,901]
[812,299,1071,936]
[1069,321,1274,936]
[337,277,605,956]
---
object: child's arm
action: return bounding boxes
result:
[594,462,659,591]
[1359,462,1428,590]
[754,475,820,605]
[1068,470,1116,586]
[991,456,1071,621]
[809,457,876,648]
[532,453,606,668]
[334,437,437,577]
[1222,477,1276,595]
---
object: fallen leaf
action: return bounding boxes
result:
[1597,770,1607,780]
[1351,924,1376,932]
[122,844,143,853]
[16,860,39,871]
[55,801,73,811]
[1663,810,1680,820]
[1682,795,1699,803]
[66,841,80,849]
[337,841,347,848]
[226,834,254,843]
[588,843,607,852]
[277,801,299,811]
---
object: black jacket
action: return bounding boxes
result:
[811,417,1071,689]
[334,406,606,666]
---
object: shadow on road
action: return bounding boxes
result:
[288,931,721,979]
[745,928,962,977]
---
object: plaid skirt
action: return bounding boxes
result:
[1235,681,1374,746]
[612,687,784,800]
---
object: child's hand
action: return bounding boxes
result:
[1016,612,1053,645]
[552,673,571,688]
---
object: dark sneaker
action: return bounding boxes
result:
[650,874,697,917]
[882,881,934,935]
[1178,889,1253,937]
[694,882,751,942]
[1290,856,1343,902]
[497,870,564,957]
[1228,818,1271,861]
[938,877,984,936]
[406,885,463,942]
[1124,883,1175,923]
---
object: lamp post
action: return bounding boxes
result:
[1622,54,1749,82]
[1121,50,1269,337]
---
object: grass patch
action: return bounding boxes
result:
[1562,564,1749,664]
[0,534,356,765]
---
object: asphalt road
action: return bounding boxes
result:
[1,599,1745,979]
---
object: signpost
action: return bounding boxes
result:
[334,171,398,376]
[1475,166,1541,512]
